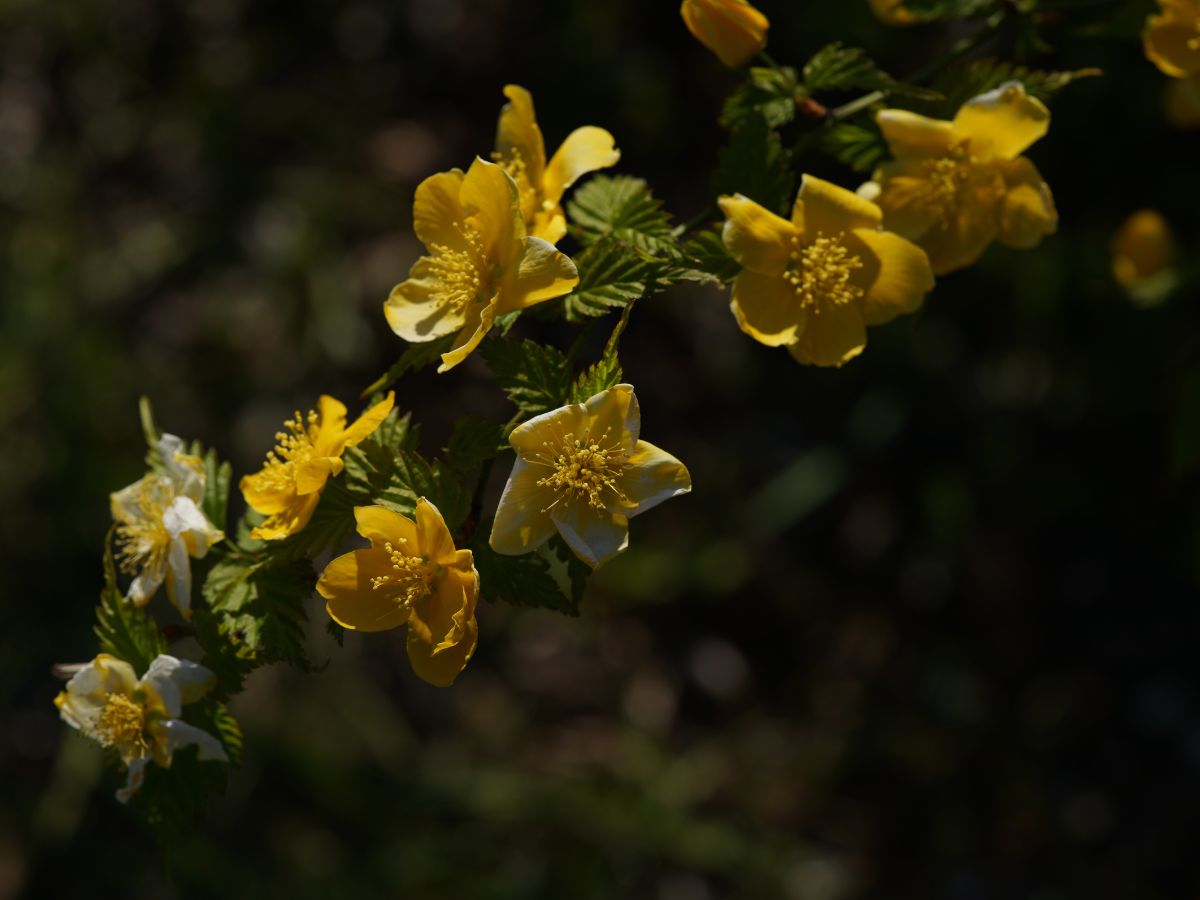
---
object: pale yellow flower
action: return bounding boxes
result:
[112,434,223,617]
[860,82,1058,275]
[719,175,935,367]
[680,0,769,68]
[493,85,620,245]
[869,0,920,26]
[55,653,226,802]
[1145,0,1200,78]
[490,385,691,569]
[240,393,394,541]
[1112,209,1176,288]
[385,157,579,372]
[317,501,478,687]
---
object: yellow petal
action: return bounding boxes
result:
[680,0,769,68]
[406,615,477,687]
[584,383,640,453]
[543,126,621,206]
[787,301,866,367]
[1145,2,1200,77]
[504,236,579,312]
[850,228,934,325]
[354,504,418,547]
[489,457,559,555]
[509,402,588,454]
[729,269,804,346]
[335,392,395,452]
[875,109,958,157]
[529,206,568,245]
[795,174,883,240]
[294,457,339,495]
[239,469,292,516]
[461,156,524,258]
[1112,209,1175,287]
[867,160,945,240]
[551,503,630,569]
[952,82,1050,161]
[318,548,412,632]
[869,0,920,25]
[718,193,794,276]
[437,295,497,372]
[996,157,1057,249]
[412,169,468,251]
[915,210,998,275]
[384,257,470,342]
[495,84,547,194]
[620,440,692,517]
[409,568,476,650]
[250,492,321,540]
[415,498,457,563]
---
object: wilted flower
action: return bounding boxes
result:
[493,84,620,245]
[680,0,769,68]
[1144,0,1200,78]
[55,653,227,802]
[490,384,691,569]
[317,501,478,687]
[385,157,579,372]
[111,434,223,617]
[860,82,1058,275]
[240,393,394,540]
[720,175,935,366]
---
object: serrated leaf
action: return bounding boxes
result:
[195,699,243,766]
[681,227,740,283]
[361,334,455,398]
[721,66,801,130]
[444,417,507,481]
[569,348,623,404]
[803,43,941,101]
[567,175,677,253]
[469,522,581,615]
[818,122,889,173]
[325,618,346,647]
[714,115,795,216]
[95,532,166,675]
[190,606,255,699]
[563,238,665,320]
[201,449,232,535]
[258,478,357,563]
[202,556,315,669]
[549,536,590,611]
[480,338,571,417]
[928,58,1102,113]
[344,440,469,531]
[129,744,227,840]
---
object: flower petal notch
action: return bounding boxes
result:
[490,384,691,570]
[384,157,579,372]
[493,85,620,245]
[54,653,227,802]
[719,175,935,366]
[680,0,769,68]
[1144,0,1200,78]
[861,82,1058,275]
[240,392,394,540]
[317,500,479,687]
[111,434,224,618]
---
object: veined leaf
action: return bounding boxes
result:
[95,532,167,676]
[469,522,583,616]
[714,115,794,216]
[569,346,623,404]
[818,122,889,173]
[721,65,802,130]
[479,338,571,417]
[681,227,740,284]
[361,334,455,398]
[567,175,676,253]
[929,58,1102,112]
[803,43,941,100]
[202,556,315,670]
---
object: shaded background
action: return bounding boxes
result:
[3,0,1200,897]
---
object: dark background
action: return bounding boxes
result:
[3,0,1199,897]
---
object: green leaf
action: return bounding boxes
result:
[258,477,357,564]
[325,618,346,647]
[818,122,889,173]
[95,532,166,675]
[567,175,677,253]
[360,334,455,398]
[721,66,801,130]
[564,238,666,320]
[202,449,232,535]
[568,347,623,404]
[202,556,316,670]
[469,522,582,615]
[681,227,740,283]
[928,58,1103,113]
[802,43,941,100]
[129,744,228,839]
[480,338,571,417]
[191,606,255,699]
[550,536,590,611]
[343,440,469,531]
[898,0,997,21]
[444,417,507,481]
[195,699,244,766]
[713,115,795,216]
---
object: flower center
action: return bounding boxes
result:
[92,692,149,757]
[915,145,1004,228]
[426,223,490,316]
[370,540,435,611]
[494,149,539,219]
[786,233,864,313]
[256,410,320,493]
[532,428,629,512]
[114,476,170,576]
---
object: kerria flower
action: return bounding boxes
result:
[240,393,394,541]
[490,384,691,569]
[385,157,579,372]
[869,0,920,26]
[55,653,227,802]
[859,82,1058,275]
[112,433,224,617]
[719,175,935,367]
[317,501,478,687]
[1145,0,1200,78]
[1112,209,1176,292]
[680,0,769,68]
[493,84,620,245]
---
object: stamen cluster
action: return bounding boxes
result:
[533,429,629,511]
[425,224,488,316]
[786,233,864,313]
[92,692,150,758]
[370,539,434,610]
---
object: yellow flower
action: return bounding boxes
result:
[1166,74,1200,127]
[385,157,580,372]
[240,393,394,541]
[719,175,935,366]
[680,0,769,68]
[1145,0,1200,77]
[490,384,691,569]
[317,501,479,687]
[493,84,620,245]
[1112,209,1176,289]
[869,0,920,26]
[860,82,1058,275]
[112,434,224,617]
[55,653,227,802]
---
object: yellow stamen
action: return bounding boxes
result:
[115,477,170,576]
[254,409,320,493]
[425,223,489,315]
[785,233,864,314]
[369,540,434,612]
[532,428,629,512]
[91,692,149,757]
